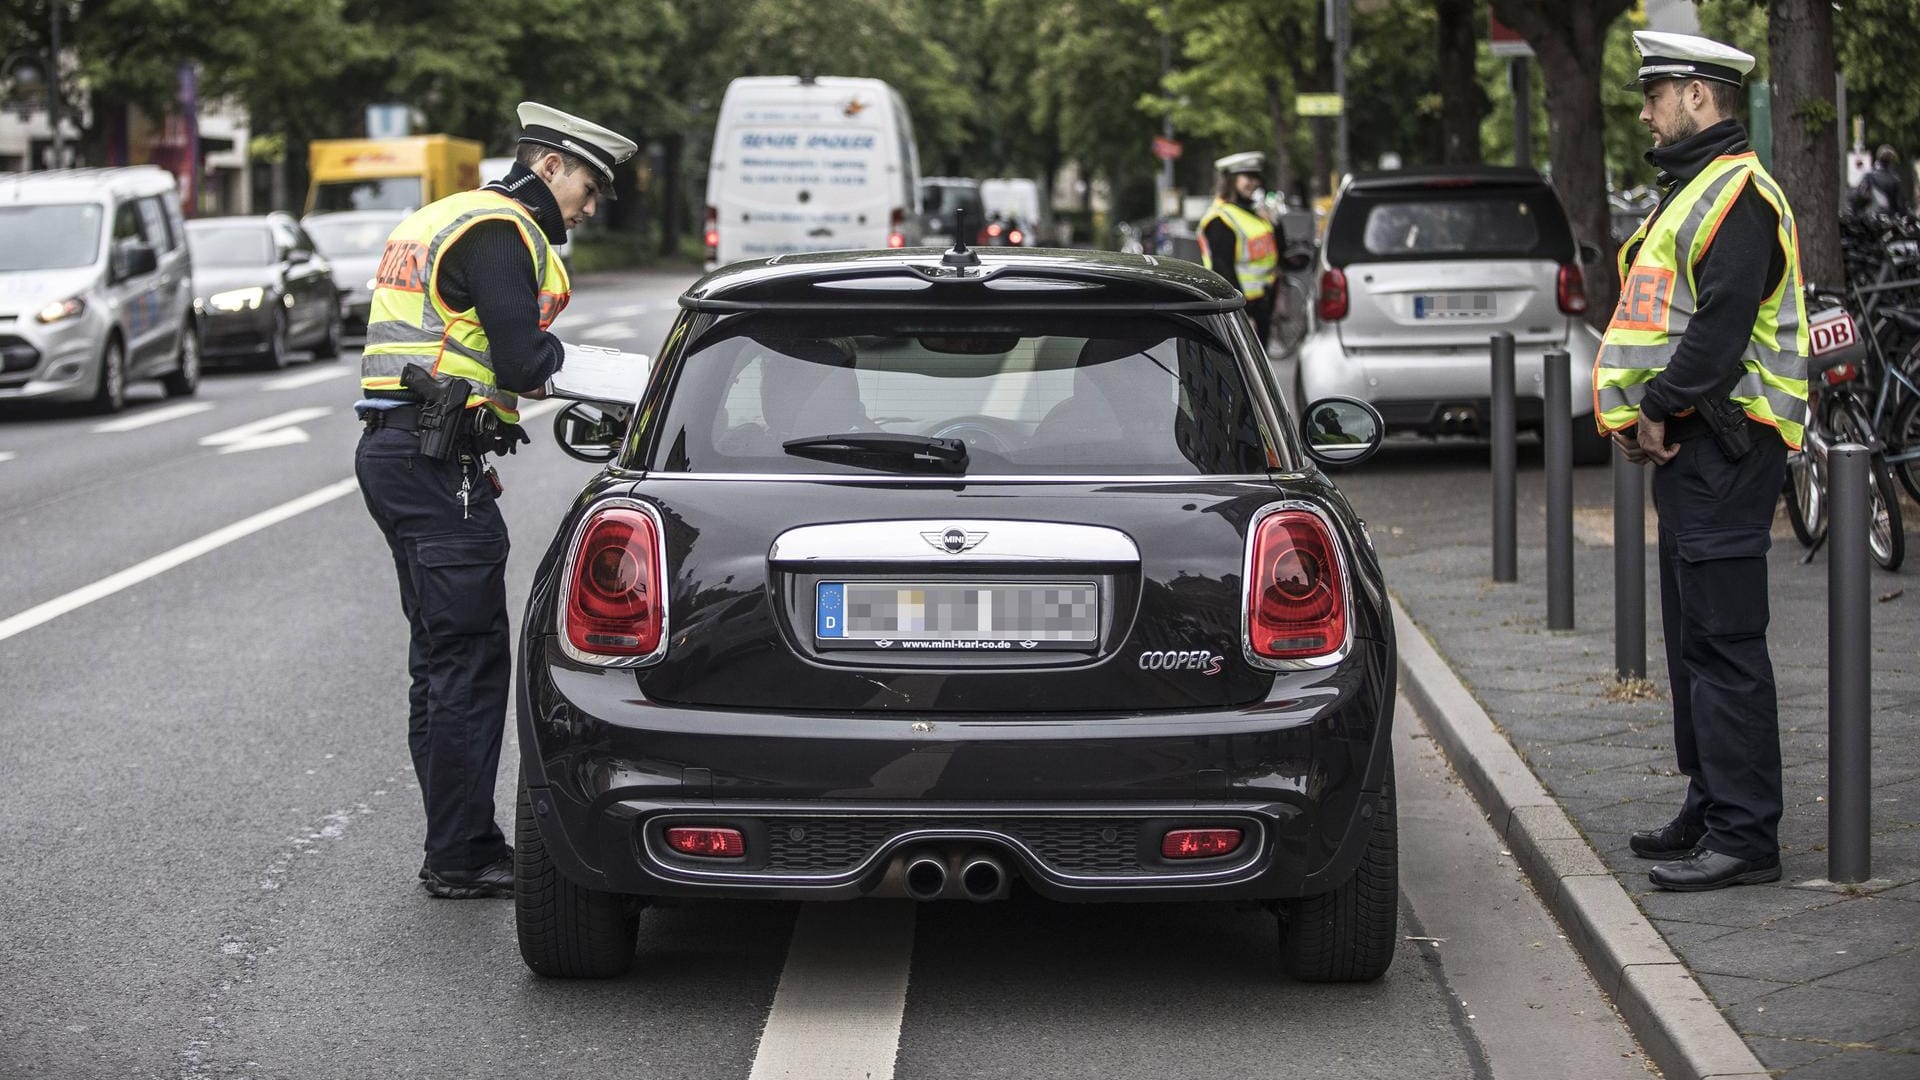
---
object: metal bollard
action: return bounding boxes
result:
[1491,332,1517,582]
[1828,444,1872,883]
[1543,348,1573,629]
[1613,446,1646,680]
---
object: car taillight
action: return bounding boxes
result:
[1822,362,1859,386]
[887,207,906,248]
[987,222,1003,239]
[704,205,719,254]
[1008,228,1024,246]
[1317,268,1349,321]
[665,827,744,858]
[1162,827,1244,859]
[1247,509,1347,661]
[563,506,663,659]
[1557,262,1588,315]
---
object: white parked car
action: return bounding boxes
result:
[1295,166,1610,463]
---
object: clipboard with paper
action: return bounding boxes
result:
[545,341,651,405]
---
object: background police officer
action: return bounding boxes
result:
[354,103,636,899]
[1597,32,1809,892]
[1199,152,1282,347]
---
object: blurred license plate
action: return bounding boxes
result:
[1413,292,1495,319]
[816,581,1098,651]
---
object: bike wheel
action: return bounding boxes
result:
[1785,448,1826,548]
[1891,390,1920,505]
[1834,406,1906,571]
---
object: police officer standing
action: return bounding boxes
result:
[1850,145,1908,217]
[1596,33,1808,892]
[355,103,636,899]
[1199,152,1282,347]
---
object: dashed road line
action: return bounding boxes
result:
[576,322,637,341]
[0,477,359,644]
[91,401,216,433]
[602,303,649,318]
[262,367,353,391]
[746,902,916,1080]
[518,397,565,421]
[0,451,14,465]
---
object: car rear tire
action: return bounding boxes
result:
[1278,752,1397,983]
[514,778,640,979]
[89,335,127,414]
[162,320,201,398]
[263,310,292,370]
[312,306,341,361]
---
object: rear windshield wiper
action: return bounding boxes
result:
[782,433,969,474]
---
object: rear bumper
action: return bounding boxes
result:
[519,634,1397,902]
[1297,324,1600,433]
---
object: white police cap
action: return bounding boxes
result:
[1214,151,1266,175]
[516,102,638,190]
[1627,31,1755,90]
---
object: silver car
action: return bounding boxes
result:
[0,166,199,411]
[1295,167,1611,463]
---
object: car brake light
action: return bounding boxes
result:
[987,222,1003,238]
[887,207,906,248]
[1557,262,1588,315]
[704,205,719,253]
[1008,228,1024,246]
[665,826,745,858]
[564,506,663,659]
[1162,828,1243,859]
[1247,510,1347,661]
[1822,362,1858,386]
[1317,268,1349,321]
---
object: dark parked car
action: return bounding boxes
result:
[302,209,409,339]
[186,213,340,368]
[516,245,1398,983]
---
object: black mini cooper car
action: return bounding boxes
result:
[516,245,1397,982]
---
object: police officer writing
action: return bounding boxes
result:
[1596,33,1809,892]
[355,103,637,899]
[1200,152,1282,347]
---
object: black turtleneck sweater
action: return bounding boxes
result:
[433,162,570,394]
[1631,118,1786,432]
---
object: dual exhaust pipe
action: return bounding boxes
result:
[898,849,1009,902]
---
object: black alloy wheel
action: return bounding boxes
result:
[514,778,642,979]
[264,308,292,370]
[312,305,342,361]
[1278,745,1397,983]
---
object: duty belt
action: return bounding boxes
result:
[361,405,490,453]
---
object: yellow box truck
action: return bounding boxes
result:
[305,135,483,216]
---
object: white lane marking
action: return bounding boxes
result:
[91,402,216,433]
[518,398,565,421]
[199,406,333,455]
[747,902,915,1080]
[602,303,649,318]
[577,322,636,341]
[261,367,352,391]
[0,477,359,644]
[0,452,14,465]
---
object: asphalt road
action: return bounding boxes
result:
[2,266,1651,1080]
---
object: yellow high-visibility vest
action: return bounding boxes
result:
[1593,153,1808,448]
[1197,199,1278,301]
[360,189,570,423]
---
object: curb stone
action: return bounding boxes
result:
[1392,597,1768,1080]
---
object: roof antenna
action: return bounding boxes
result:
[942,207,980,269]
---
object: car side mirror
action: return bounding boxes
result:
[1299,396,1385,467]
[553,400,628,463]
[113,240,158,282]
[1578,240,1602,265]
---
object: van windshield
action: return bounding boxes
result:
[311,178,423,213]
[0,203,104,271]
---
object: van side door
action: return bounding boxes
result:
[107,199,167,369]
[136,193,191,374]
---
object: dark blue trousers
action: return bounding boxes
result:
[1651,430,1787,861]
[356,426,513,873]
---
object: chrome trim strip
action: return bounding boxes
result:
[555,497,672,668]
[1240,500,1358,672]
[639,809,1269,890]
[770,519,1140,563]
[644,472,1279,484]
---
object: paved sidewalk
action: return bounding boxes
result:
[1343,447,1919,1080]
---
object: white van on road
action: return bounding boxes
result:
[705,76,922,268]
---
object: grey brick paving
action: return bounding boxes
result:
[1338,446,1920,1079]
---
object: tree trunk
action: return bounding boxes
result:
[657,133,684,258]
[1769,0,1842,290]
[1435,0,1486,164]
[1264,73,1296,204]
[1490,0,1633,328]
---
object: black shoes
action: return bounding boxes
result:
[1649,847,1782,892]
[1629,818,1707,861]
[422,856,514,899]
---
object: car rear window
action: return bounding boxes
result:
[650,315,1278,476]
[1326,185,1573,266]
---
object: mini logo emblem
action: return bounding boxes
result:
[875,639,894,648]
[922,527,987,554]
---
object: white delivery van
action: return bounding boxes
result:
[705,76,922,267]
[478,156,573,261]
